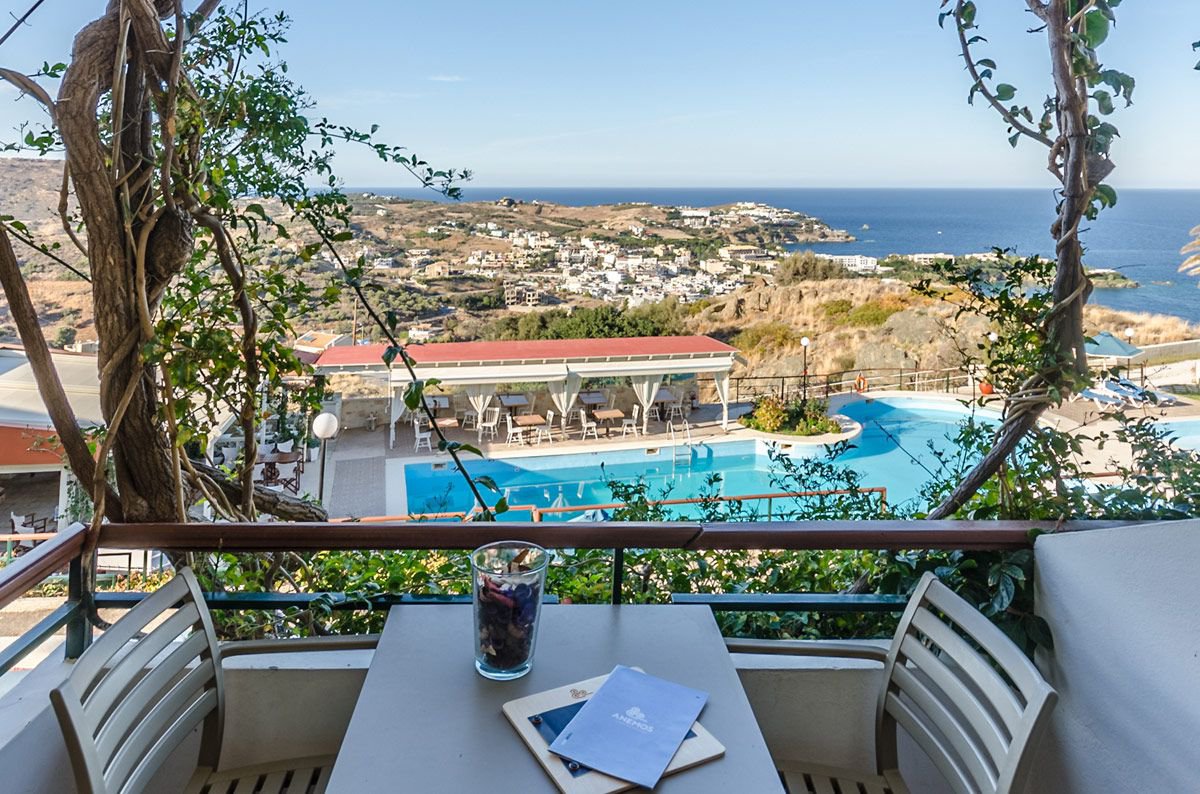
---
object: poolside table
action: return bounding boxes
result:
[578,391,607,407]
[514,413,546,428]
[326,605,783,793]
[499,393,532,410]
[423,395,450,414]
[592,407,624,435]
[435,417,459,430]
[255,451,302,487]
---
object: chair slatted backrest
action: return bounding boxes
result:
[50,568,224,794]
[875,573,1056,794]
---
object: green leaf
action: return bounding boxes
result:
[493,497,509,515]
[1082,11,1109,48]
[381,345,400,366]
[994,83,1017,102]
[1092,89,1114,115]
[403,381,424,410]
[1094,183,1118,209]
[474,475,499,493]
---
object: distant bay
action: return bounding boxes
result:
[350,186,1200,323]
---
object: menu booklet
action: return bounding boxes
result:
[503,667,723,793]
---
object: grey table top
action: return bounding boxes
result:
[326,604,784,793]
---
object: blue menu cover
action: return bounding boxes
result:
[548,666,708,789]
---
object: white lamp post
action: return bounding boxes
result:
[312,412,339,504]
[1125,327,1136,383]
[800,336,811,402]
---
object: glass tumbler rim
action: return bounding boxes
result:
[470,539,550,575]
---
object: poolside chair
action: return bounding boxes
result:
[8,513,35,552]
[414,426,433,453]
[621,404,641,437]
[730,572,1057,794]
[505,413,525,445]
[1106,377,1180,406]
[647,398,663,422]
[50,567,374,794]
[479,406,501,441]
[580,412,599,440]
[1076,387,1124,410]
[519,392,537,416]
[567,406,586,428]
[536,410,556,444]
[667,395,686,422]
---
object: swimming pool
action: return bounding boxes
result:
[1159,419,1200,450]
[401,396,999,519]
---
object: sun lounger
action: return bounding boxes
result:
[1104,377,1180,406]
[1078,388,1124,409]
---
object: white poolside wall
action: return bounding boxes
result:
[0,521,1195,791]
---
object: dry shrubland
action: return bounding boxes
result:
[688,278,1200,378]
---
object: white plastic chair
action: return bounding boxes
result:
[9,513,35,551]
[536,410,556,444]
[50,568,375,794]
[667,396,686,421]
[580,413,599,440]
[414,427,433,453]
[621,404,641,437]
[731,572,1057,794]
[519,392,537,416]
[479,406,501,441]
[505,413,524,445]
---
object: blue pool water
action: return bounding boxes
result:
[402,397,999,519]
[1159,419,1200,451]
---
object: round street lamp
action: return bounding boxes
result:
[313,412,340,505]
[800,336,811,403]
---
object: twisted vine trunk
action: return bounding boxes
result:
[0,3,326,524]
[928,0,1096,519]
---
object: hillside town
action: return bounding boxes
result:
[336,199,852,310]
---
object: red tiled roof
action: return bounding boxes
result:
[315,335,736,368]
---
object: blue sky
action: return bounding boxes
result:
[0,1,1197,188]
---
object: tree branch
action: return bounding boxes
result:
[189,459,328,521]
[955,1,1054,148]
[0,226,124,520]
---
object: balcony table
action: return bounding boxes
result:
[326,604,783,793]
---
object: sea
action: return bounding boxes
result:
[350,186,1200,323]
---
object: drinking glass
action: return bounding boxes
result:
[471,540,549,680]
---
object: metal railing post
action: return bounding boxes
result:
[611,548,625,605]
[65,554,91,659]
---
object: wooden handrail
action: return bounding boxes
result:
[0,523,88,610]
[93,519,1130,554]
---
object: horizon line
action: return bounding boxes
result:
[342,184,1199,192]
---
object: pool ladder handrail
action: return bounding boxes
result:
[668,420,693,466]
